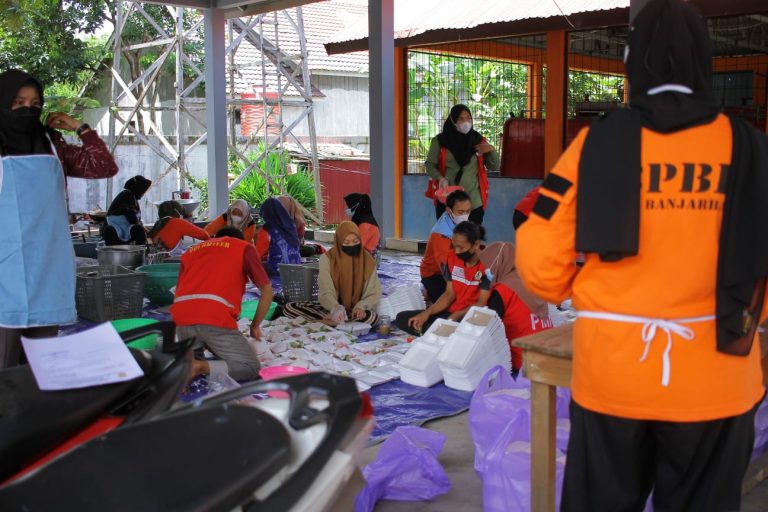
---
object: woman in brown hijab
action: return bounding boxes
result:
[283,221,381,325]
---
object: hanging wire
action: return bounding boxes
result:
[551,0,576,30]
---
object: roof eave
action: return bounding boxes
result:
[325,0,768,55]
[324,7,630,55]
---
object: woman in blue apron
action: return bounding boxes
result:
[0,70,118,367]
[103,175,151,245]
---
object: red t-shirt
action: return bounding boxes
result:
[442,252,490,313]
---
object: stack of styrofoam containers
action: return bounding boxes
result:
[437,306,511,391]
[398,319,459,387]
[377,284,427,319]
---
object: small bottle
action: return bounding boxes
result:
[378,315,391,335]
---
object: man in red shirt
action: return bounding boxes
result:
[171,226,273,381]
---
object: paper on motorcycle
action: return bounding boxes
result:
[21,322,144,390]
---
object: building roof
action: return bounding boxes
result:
[326,0,629,52]
[232,0,369,94]
[324,0,768,54]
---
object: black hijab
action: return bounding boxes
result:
[108,175,152,216]
[0,69,50,156]
[437,104,483,169]
[344,192,378,227]
[625,0,720,132]
[124,175,152,199]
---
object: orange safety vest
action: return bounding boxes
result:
[170,236,248,330]
[516,114,766,422]
[424,143,489,209]
[493,283,553,370]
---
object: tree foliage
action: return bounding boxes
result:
[0,0,108,87]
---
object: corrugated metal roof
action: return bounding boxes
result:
[232,0,369,93]
[326,0,630,45]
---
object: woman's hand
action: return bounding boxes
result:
[438,177,449,189]
[47,112,86,132]
[352,307,366,320]
[407,311,430,332]
[329,304,347,324]
[474,142,494,154]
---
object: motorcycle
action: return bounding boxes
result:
[0,321,373,511]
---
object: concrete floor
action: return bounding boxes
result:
[334,411,768,512]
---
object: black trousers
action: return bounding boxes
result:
[433,202,485,225]
[421,274,446,305]
[562,397,763,512]
[102,224,147,246]
[394,309,449,336]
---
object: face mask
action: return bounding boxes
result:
[341,244,361,256]
[9,106,42,133]
[484,249,503,283]
[456,250,473,262]
[451,212,469,224]
[230,214,244,225]
[456,121,472,135]
[345,208,354,217]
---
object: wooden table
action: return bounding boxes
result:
[514,323,768,512]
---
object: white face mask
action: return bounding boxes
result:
[345,207,354,217]
[451,212,470,224]
[456,121,472,135]
[230,214,244,225]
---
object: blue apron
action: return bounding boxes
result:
[0,145,77,327]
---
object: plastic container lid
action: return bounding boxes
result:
[111,318,159,350]
[240,300,278,321]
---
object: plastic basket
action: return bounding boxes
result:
[136,263,180,306]
[111,318,159,350]
[240,300,278,321]
[278,263,320,302]
[75,265,146,322]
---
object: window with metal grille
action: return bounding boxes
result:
[407,36,546,175]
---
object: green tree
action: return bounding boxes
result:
[0,0,108,87]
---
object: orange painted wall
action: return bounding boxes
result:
[394,47,407,239]
[544,31,567,173]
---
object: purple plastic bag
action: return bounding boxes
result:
[355,426,452,512]
[468,366,532,475]
[480,424,566,512]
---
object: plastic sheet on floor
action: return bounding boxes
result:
[367,379,473,445]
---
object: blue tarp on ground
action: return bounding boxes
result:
[367,380,472,445]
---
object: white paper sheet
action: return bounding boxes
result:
[21,322,144,390]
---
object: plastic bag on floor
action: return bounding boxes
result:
[468,365,531,475]
[481,430,566,512]
[355,426,451,512]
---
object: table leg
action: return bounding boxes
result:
[531,381,556,512]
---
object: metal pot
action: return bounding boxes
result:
[96,245,146,269]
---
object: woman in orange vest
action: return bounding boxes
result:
[516,1,767,509]
[204,199,257,244]
[148,200,209,253]
[171,226,273,381]
[479,242,551,376]
[343,193,380,257]
[420,189,473,303]
[395,221,490,336]
[425,104,499,224]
